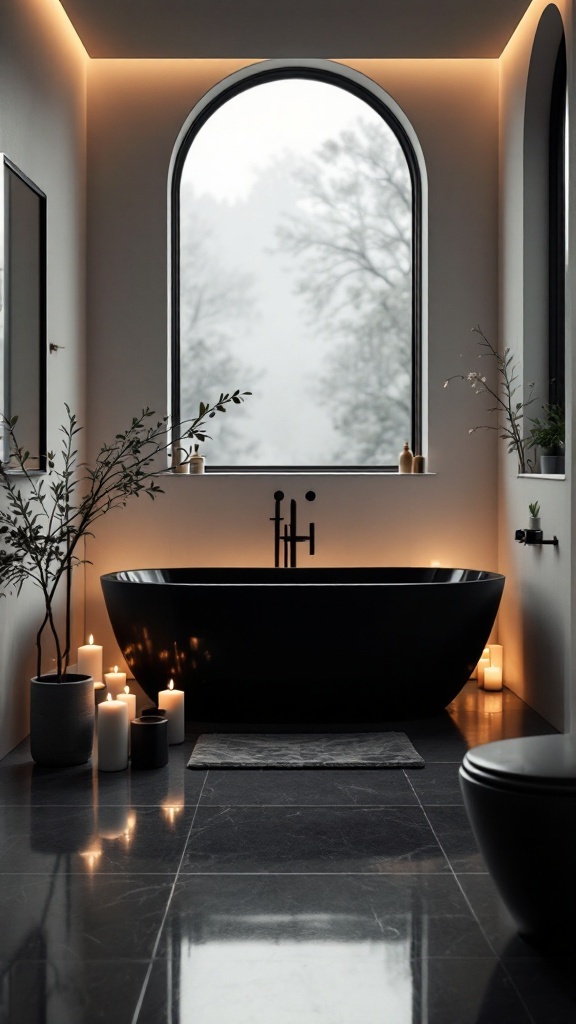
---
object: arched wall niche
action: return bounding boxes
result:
[523,4,566,421]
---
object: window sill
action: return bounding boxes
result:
[161,469,437,477]
[517,473,566,481]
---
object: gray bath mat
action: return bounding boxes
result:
[187,732,425,769]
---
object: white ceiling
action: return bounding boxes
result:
[56,0,534,59]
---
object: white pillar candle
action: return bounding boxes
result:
[488,644,504,673]
[78,635,103,682]
[477,656,491,688]
[158,680,185,744]
[97,693,129,771]
[117,684,137,752]
[483,666,503,691]
[117,684,136,723]
[104,665,127,699]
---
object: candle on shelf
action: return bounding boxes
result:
[158,680,185,744]
[97,693,129,771]
[78,635,103,682]
[488,644,504,674]
[104,665,127,699]
[477,655,491,688]
[483,665,503,691]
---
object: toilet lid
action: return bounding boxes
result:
[463,734,576,788]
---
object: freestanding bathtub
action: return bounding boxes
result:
[100,569,504,720]
[101,567,505,722]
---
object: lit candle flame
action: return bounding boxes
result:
[168,680,174,691]
[114,665,118,673]
[89,634,94,645]
[124,684,129,694]
[106,692,112,702]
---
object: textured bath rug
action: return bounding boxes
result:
[187,732,425,769]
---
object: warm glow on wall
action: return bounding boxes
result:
[33,0,88,61]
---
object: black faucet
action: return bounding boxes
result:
[271,490,316,567]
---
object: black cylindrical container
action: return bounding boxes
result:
[130,715,169,769]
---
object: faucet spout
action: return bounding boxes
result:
[271,490,316,568]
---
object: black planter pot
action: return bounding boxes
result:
[30,673,95,768]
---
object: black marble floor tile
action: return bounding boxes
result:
[0,959,149,1024]
[0,805,191,873]
[0,872,173,963]
[504,957,576,1024]
[200,767,419,806]
[154,872,493,958]
[457,872,576,961]
[0,762,96,806]
[138,954,532,1024]
[424,804,485,872]
[406,761,465,804]
[0,759,204,811]
[420,959,533,1024]
[181,805,450,874]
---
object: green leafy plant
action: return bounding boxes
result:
[0,391,250,682]
[528,501,541,519]
[444,325,537,474]
[527,403,565,456]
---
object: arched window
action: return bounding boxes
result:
[171,65,423,470]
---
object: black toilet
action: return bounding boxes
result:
[459,733,576,949]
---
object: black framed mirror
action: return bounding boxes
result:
[1,154,47,471]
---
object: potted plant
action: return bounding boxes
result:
[444,325,537,474]
[0,391,250,766]
[528,501,541,531]
[528,403,565,474]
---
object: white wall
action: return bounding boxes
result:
[0,0,87,757]
[499,0,574,731]
[84,57,500,696]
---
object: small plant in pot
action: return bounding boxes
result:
[528,501,541,531]
[0,392,250,767]
[528,403,565,474]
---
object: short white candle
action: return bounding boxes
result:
[97,693,129,771]
[477,656,491,688]
[78,635,103,682]
[488,644,504,673]
[483,666,503,691]
[158,679,185,744]
[104,665,127,699]
[117,684,136,723]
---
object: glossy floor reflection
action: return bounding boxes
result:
[0,682,574,1023]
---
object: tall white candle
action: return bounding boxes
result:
[488,644,504,674]
[97,693,129,771]
[78,635,103,682]
[158,680,185,744]
[104,665,127,699]
[117,684,137,752]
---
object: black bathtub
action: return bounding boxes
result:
[101,567,505,722]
